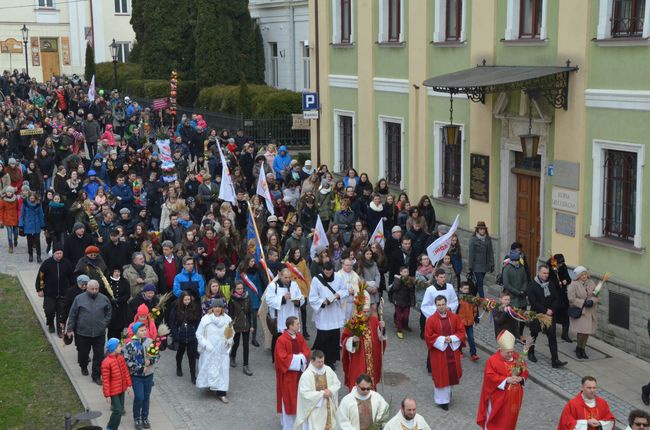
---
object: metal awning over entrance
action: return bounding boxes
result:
[423,63,579,110]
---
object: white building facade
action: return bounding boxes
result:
[0,0,135,82]
[249,0,310,92]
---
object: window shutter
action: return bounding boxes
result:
[332,0,341,44]
[378,0,388,42]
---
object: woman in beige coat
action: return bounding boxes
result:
[567,266,598,360]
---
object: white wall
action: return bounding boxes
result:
[250,0,309,92]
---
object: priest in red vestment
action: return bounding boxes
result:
[476,330,529,430]
[424,294,466,410]
[557,376,616,430]
[274,316,312,430]
[341,291,386,391]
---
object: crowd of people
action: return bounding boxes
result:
[1,69,645,429]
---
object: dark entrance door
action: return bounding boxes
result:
[515,172,540,277]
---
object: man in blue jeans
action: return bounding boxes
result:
[124,322,159,430]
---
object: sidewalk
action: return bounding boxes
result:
[17,269,187,430]
[474,287,650,427]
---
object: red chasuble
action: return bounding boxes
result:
[424,311,465,388]
[557,394,616,430]
[476,351,529,430]
[341,315,386,391]
[274,330,311,414]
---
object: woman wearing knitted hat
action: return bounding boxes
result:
[123,322,159,430]
[196,298,234,403]
[101,338,132,430]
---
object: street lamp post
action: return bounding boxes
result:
[110,38,118,90]
[21,24,29,77]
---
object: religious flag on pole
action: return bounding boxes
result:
[310,215,330,259]
[87,75,96,102]
[247,209,263,262]
[256,163,275,215]
[426,214,460,266]
[369,219,386,248]
[217,142,237,204]
[247,205,274,281]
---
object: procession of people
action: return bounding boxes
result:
[1,70,630,429]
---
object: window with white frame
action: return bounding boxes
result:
[334,110,355,173]
[378,116,404,186]
[114,0,128,14]
[433,0,466,42]
[378,0,404,43]
[597,0,649,39]
[504,0,547,40]
[433,121,465,203]
[115,42,130,62]
[590,140,644,248]
[332,0,354,44]
[38,0,54,8]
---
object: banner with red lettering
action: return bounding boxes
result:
[426,214,460,266]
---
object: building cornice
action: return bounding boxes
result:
[373,77,409,94]
[585,89,650,112]
[328,74,358,89]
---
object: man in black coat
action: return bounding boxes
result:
[162,213,186,245]
[388,237,418,285]
[35,243,76,334]
[153,240,183,294]
[64,223,95,266]
[526,264,567,368]
[100,229,131,272]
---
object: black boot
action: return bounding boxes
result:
[561,325,572,343]
[552,359,567,368]
[527,347,537,363]
[575,347,585,359]
[176,362,183,377]
[251,334,260,347]
[28,254,33,262]
[230,356,236,367]
[36,255,42,263]
[582,347,589,360]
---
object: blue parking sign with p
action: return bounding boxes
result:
[302,92,319,111]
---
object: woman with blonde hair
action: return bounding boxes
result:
[263,143,277,171]
[140,240,157,265]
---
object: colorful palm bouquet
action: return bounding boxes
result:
[146,343,159,358]
[459,295,552,329]
[345,282,368,350]
[511,338,534,376]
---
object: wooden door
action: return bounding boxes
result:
[40,52,60,81]
[515,173,541,277]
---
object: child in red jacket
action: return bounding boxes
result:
[0,185,20,253]
[101,338,132,430]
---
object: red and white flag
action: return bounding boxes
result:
[256,163,274,215]
[369,219,385,248]
[310,215,329,259]
[426,214,460,266]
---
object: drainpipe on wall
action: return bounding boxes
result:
[314,0,321,165]
[290,3,296,91]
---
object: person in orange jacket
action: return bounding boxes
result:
[0,185,20,253]
[101,338,132,430]
[458,281,479,361]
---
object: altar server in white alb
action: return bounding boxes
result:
[309,261,349,369]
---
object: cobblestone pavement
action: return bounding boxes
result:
[2,235,627,429]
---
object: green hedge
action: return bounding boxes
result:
[195,84,301,117]
[95,62,143,90]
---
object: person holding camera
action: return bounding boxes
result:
[567,266,599,360]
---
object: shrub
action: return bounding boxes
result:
[194,84,301,117]
[143,80,169,99]
[95,62,143,91]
